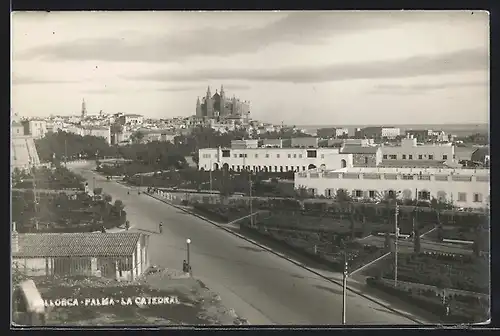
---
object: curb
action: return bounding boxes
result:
[144,192,428,325]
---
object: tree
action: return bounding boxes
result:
[336,189,351,203]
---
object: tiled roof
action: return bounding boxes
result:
[341,146,379,154]
[13,232,143,258]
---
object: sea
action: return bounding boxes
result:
[296,124,489,137]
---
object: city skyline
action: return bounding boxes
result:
[12,11,489,125]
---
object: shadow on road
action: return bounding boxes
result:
[314,284,356,298]
[237,246,265,253]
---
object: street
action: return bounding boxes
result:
[71,163,423,325]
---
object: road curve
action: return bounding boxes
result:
[72,164,421,325]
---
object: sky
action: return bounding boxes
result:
[11,11,490,125]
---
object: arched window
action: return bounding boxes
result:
[341,159,347,168]
[308,164,316,170]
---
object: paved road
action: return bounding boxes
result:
[71,164,422,325]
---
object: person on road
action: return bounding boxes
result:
[125,220,130,230]
[159,222,163,234]
[183,260,188,273]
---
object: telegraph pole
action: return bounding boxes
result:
[31,161,39,231]
[394,203,399,287]
[342,251,348,325]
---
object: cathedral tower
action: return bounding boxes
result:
[81,98,87,118]
[220,84,226,116]
[206,86,214,117]
[196,97,202,117]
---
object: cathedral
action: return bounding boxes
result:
[196,85,250,118]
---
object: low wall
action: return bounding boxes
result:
[380,278,488,299]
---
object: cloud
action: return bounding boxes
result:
[12,75,80,85]
[82,84,251,94]
[126,47,488,84]
[371,80,488,95]
[15,11,478,63]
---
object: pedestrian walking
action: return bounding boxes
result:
[159,222,163,234]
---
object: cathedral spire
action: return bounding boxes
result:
[206,86,211,97]
[81,98,87,118]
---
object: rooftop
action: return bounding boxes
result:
[340,146,379,154]
[323,167,490,176]
[13,232,143,258]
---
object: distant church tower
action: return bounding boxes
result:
[205,86,214,117]
[81,98,87,118]
[196,97,202,117]
[220,85,226,116]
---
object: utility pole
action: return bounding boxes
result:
[249,171,253,228]
[64,139,68,167]
[209,160,213,191]
[394,203,399,287]
[342,250,348,325]
[31,161,39,231]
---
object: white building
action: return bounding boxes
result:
[380,136,455,167]
[294,167,490,209]
[198,147,353,172]
[381,127,401,139]
[118,114,144,126]
[335,128,349,138]
[22,120,48,139]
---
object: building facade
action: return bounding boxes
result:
[380,136,455,167]
[22,120,48,139]
[294,167,490,209]
[196,85,250,118]
[340,145,382,167]
[118,114,144,126]
[381,127,401,139]
[83,126,112,144]
[198,147,353,172]
[12,121,24,136]
[12,232,150,282]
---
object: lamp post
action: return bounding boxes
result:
[186,238,191,269]
[342,251,348,325]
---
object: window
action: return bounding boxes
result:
[222,150,230,158]
[255,154,259,158]
[418,155,423,160]
[453,154,456,159]
[355,190,363,198]
[307,150,317,158]
[458,192,467,202]
[443,155,448,160]
[274,166,278,172]
[265,154,270,158]
[288,154,291,158]
[234,154,238,158]
[299,154,303,158]
[302,166,306,171]
[429,155,434,160]
[244,154,248,158]
[239,154,244,158]
[402,154,406,159]
[402,175,414,180]
[409,155,413,160]
[418,190,430,200]
[321,154,325,159]
[280,166,284,172]
[369,190,376,198]
[473,193,482,203]
[231,165,235,171]
[364,157,369,164]
[293,154,297,158]
[389,155,397,160]
[296,166,300,171]
[277,154,280,158]
[383,155,388,159]
[253,165,256,171]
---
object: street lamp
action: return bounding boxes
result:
[186,238,191,270]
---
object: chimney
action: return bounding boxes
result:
[12,222,19,253]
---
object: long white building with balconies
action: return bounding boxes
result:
[199,147,353,173]
[294,167,490,209]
